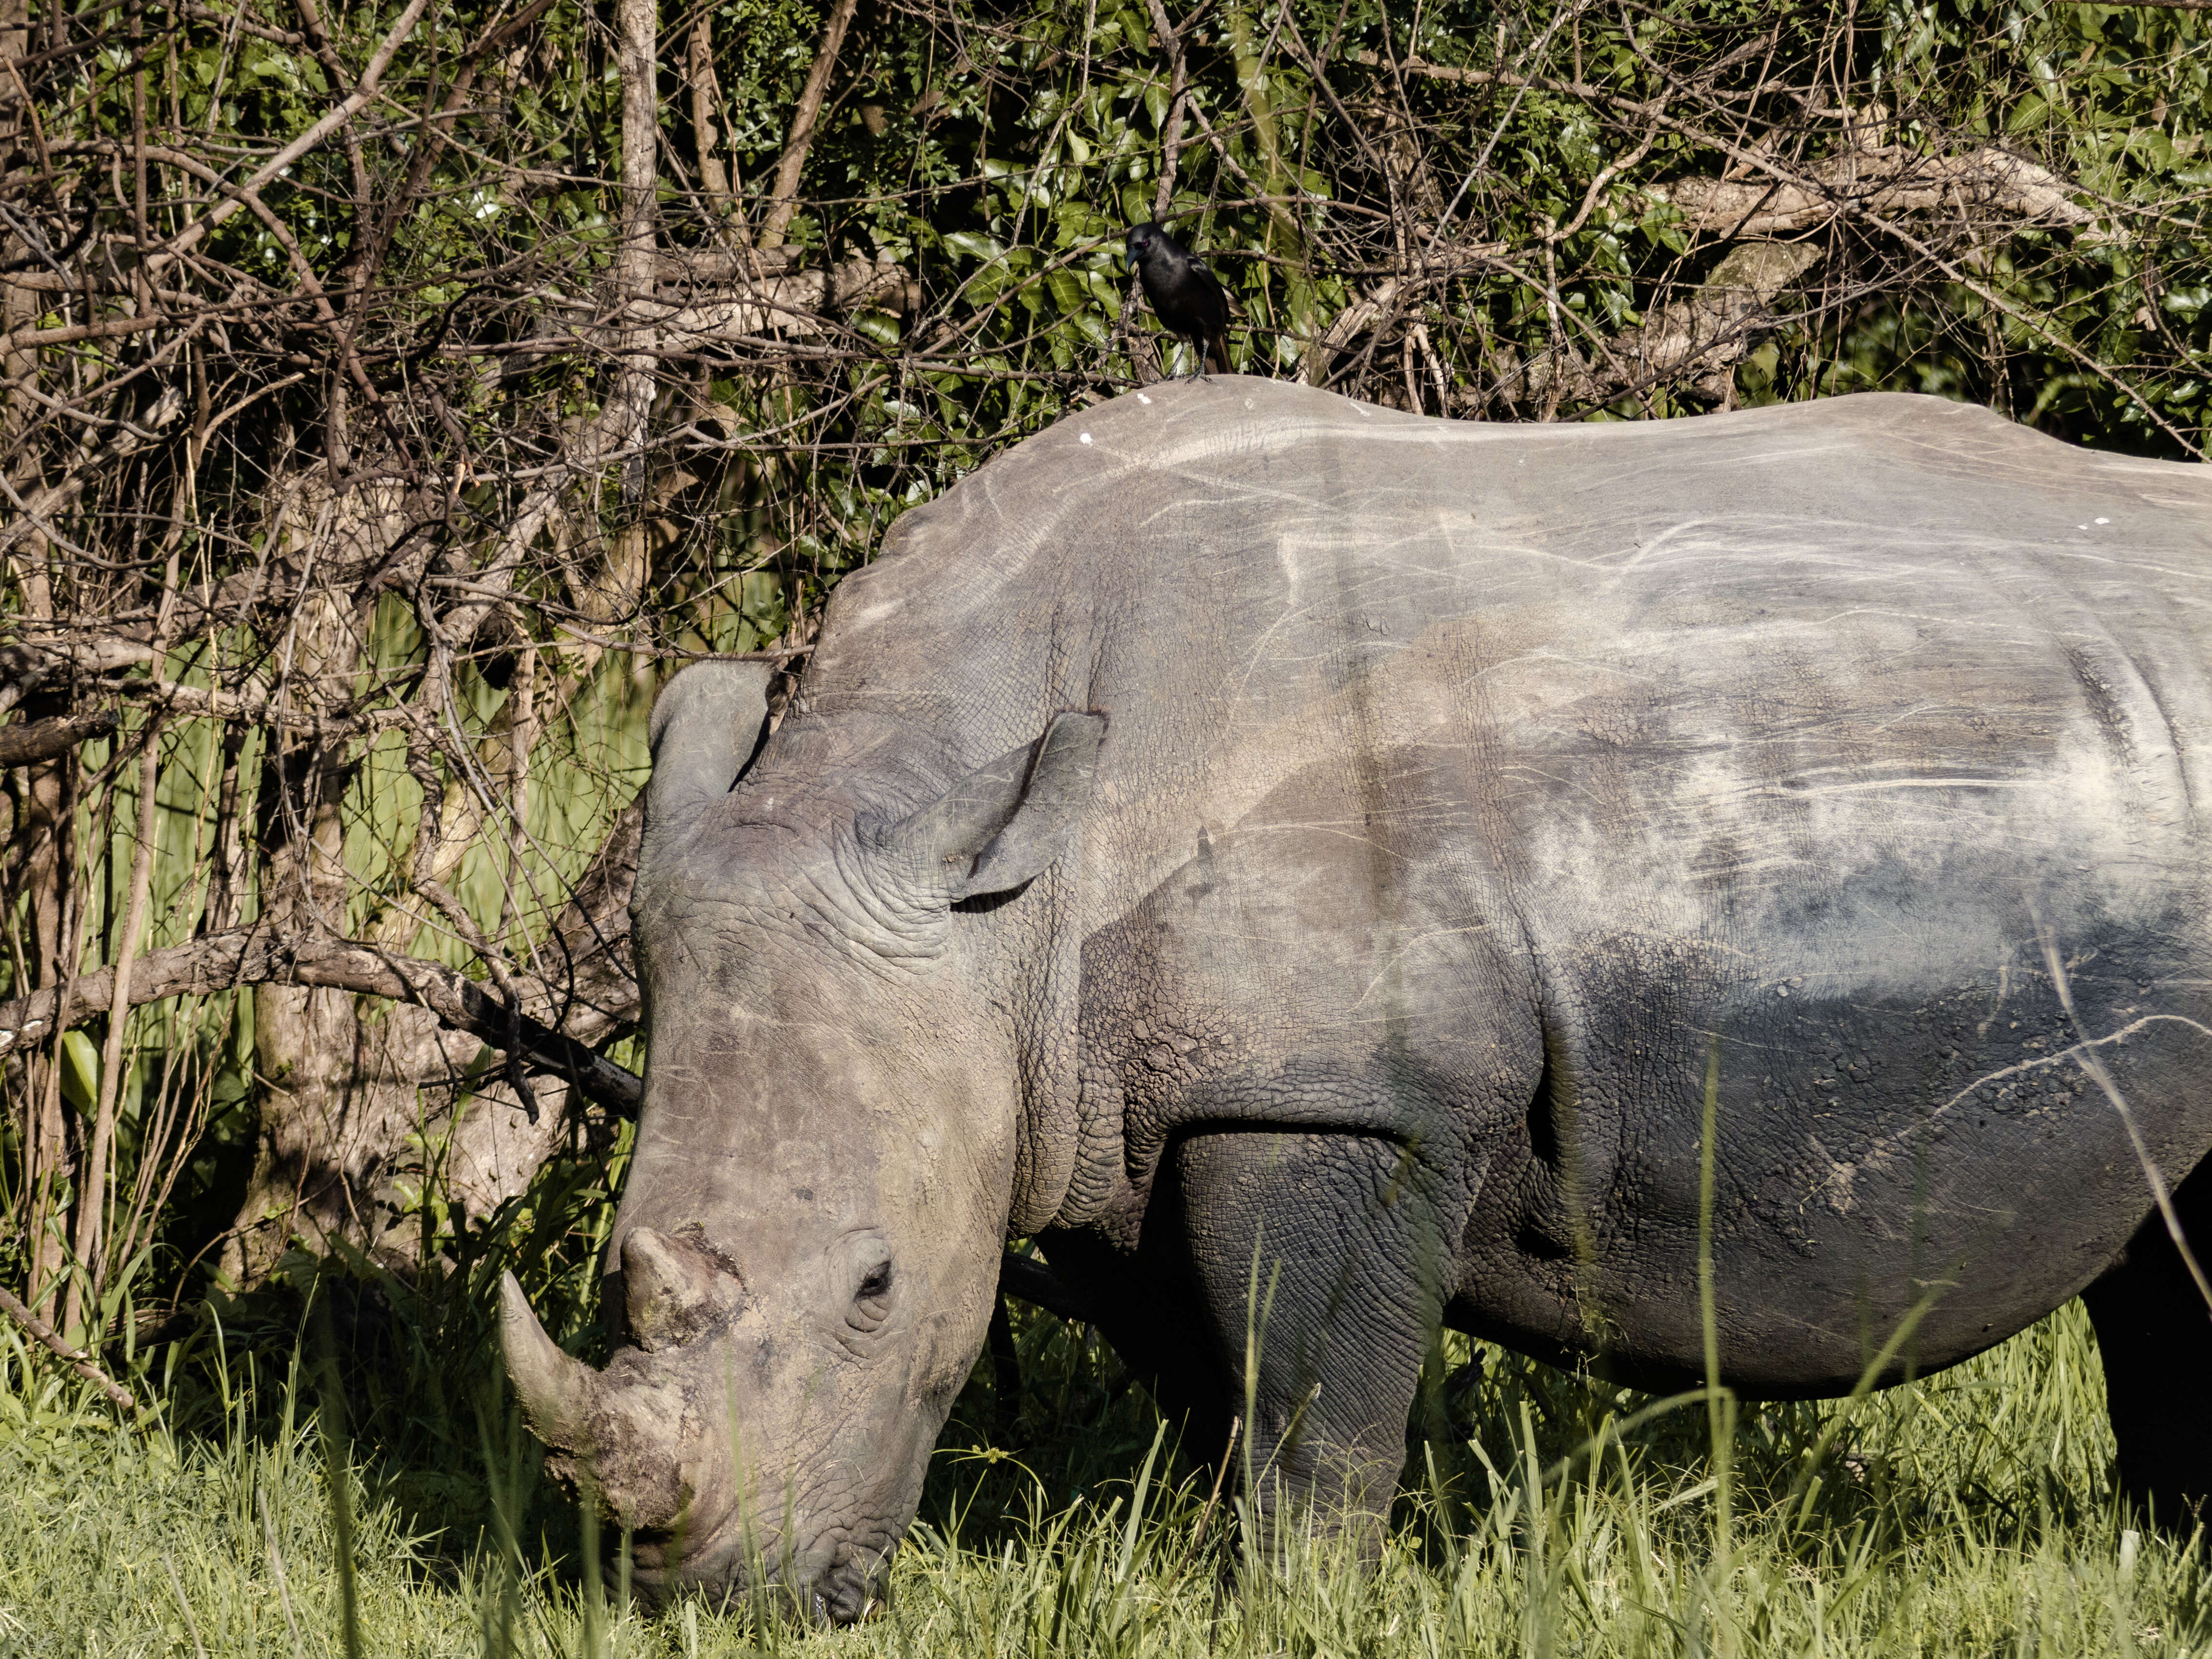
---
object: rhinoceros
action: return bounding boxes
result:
[499,381,2212,1618]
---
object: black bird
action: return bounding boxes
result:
[1126,221,1231,379]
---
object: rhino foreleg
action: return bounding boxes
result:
[1169,1128,1456,1560]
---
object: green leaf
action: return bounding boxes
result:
[59,1029,98,1115]
[1045,267,1090,313]
[943,231,1006,264]
[851,309,902,347]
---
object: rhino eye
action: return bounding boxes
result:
[848,1261,894,1334]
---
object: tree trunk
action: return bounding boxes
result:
[615,0,657,508]
[218,475,427,1285]
[0,0,72,1315]
[6,702,75,1318]
[757,0,858,250]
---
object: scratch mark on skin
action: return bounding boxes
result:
[1803,1135,1865,1211]
[1494,764,1614,811]
[1130,477,1337,527]
[1762,778,2045,797]
[1863,700,1980,734]
[1603,520,1728,579]
[2037,549,2212,586]
[1468,649,1670,689]
[1348,924,1496,1007]
[1686,1028,1811,1055]
[1975,964,2014,1041]
[1238,823,1425,864]
[1227,603,1330,700]
[1773,603,2045,637]
[1811,1012,2212,1214]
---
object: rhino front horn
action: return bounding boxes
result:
[499,1271,595,1453]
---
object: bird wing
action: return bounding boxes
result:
[1198,263,1234,327]
[1192,259,1243,322]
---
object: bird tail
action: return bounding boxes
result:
[1206,331,1230,376]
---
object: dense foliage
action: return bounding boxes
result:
[1,0,2211,1645]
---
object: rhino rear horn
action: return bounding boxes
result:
[622,1226,743,1352]
[645,660,774,831]
[879,711,1106,901]
[499,1272,596,1454]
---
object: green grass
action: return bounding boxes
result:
[2,1289,2207,1659]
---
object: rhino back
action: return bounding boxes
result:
[785,381,2212,1391]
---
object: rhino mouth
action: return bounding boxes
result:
[622,1521,895,1625]
[786,1526,899,1625]
[810,1548,894,1625]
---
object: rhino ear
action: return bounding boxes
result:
[645,661,774,831]
[880,711,1106,902]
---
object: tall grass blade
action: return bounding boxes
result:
[1697,1033,1734,1565]
[259,1481,306,1659]
[163,1554,208,1659]
[1118,1421,1166,1583]
[314,1298,362,1659]
[580,1467,606,1659]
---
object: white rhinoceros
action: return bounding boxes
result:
[503,381,2212,1617]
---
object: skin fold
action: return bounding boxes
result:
[504,382,2212,1617]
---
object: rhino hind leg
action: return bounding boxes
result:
[2082,1163,2212,1531]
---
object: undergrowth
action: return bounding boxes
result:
[1,1276,2206,1658]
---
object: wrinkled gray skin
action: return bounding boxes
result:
[504,382,2212,1619]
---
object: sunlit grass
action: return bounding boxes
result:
[2,1292,2206,1658]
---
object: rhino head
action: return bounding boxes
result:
[499,661,1103,1620]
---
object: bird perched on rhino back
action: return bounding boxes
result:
[1126,221,1230,378]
